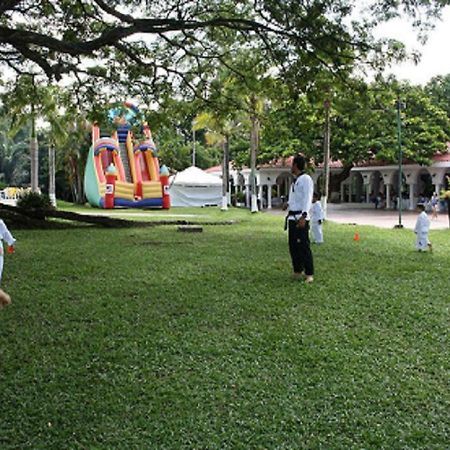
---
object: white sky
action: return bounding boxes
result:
[374,5,450,85]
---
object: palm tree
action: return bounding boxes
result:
[193,112,240,211]
[6,76,67,195]
[0,114,30,186]
[247,94,265,213]
[61,118,90,204]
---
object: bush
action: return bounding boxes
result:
[17,191,54,210]
[232,191,246,204]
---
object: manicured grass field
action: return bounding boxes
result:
[1,209,449,449]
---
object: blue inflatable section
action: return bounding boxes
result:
[99,197,163,208]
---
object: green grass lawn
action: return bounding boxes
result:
[1,210,449,449]
[55,201,252,223]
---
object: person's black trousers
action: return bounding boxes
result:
[288,220,314,276]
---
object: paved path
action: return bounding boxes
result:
[268,204,449,230]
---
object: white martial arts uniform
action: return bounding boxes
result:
[310,201,324,243]
[287,173,314,223]
[286,172,315,276]
[414,211,430,251]
[0,220,16,283]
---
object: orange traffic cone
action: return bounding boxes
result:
[353,230,360,242]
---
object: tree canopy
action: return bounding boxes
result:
[1,0,449,100]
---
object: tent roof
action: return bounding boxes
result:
[171,166,222,186]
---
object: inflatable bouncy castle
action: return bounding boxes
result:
[84,102,170,209]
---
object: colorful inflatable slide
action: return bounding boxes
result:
[84,102,170,209]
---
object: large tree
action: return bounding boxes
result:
[1,1,448,100]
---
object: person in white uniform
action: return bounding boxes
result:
[414,204,432,252]
[310,193,324,244]
[0,219,16,284]
[284,154,314,282]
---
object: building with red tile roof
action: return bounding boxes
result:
[206,149,450,211]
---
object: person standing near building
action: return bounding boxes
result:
[284,154,314,283]
[430,192,439,219]
[414,203,432,252]
[310,193,324,244]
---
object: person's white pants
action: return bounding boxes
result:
[311,221,323,243]
[0,255,4,284]
[415,232,429,251]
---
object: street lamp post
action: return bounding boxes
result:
[395,98,406,229]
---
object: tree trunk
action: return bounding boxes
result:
[30,115,39,193]
[329,164,353,198]
[0,204,236,229]
[221,136,230,211]
[75,160,84,204]
[48,146,56,207]
[68,155,84,204]
[322,99,331,217]
[250,110,259,213]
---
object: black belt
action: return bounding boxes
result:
[284,210,302,230]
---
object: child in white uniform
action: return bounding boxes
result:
[310,193,324,244]
[414,204,432,252]
[0,219,16,284]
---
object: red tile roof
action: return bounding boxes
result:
[206,147,450,172]
[259,156,293,168]
[259,156,344,169]
[433,152,450,162]
[205,165,222,173]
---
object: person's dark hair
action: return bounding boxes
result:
[313,192,321,200]
[417,203,426,211]
[293,154,306,171]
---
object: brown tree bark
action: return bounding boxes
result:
[0,204,235,229]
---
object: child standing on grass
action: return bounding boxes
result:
[0,219,16,284]
[310,193,324,244]
[0,219,15,309]
[414,203,432,252]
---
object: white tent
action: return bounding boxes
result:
[169,166,222,207]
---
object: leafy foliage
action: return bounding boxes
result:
[16,190,53,210]
[0,1,447,101]
[257,76,450,167]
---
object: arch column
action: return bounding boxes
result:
[403,168,421,210]
[429,168,446,194]
[361,171,374,204]
[245,184,251,207]
[267,184,273,209]
[381,170,396,209]
[385,184,391,209]
[258,184,264,209]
